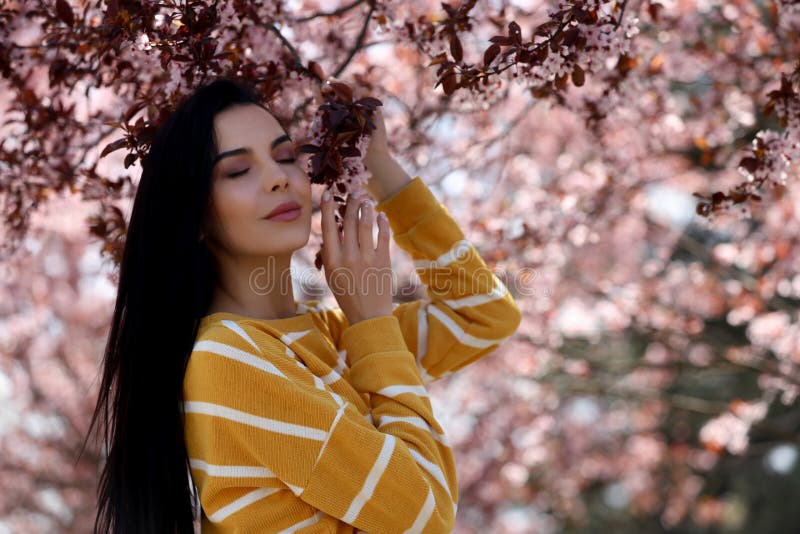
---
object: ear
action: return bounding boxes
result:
[197,217,211,243]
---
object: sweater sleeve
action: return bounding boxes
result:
[183,318,457,533]
[364,175,522,384]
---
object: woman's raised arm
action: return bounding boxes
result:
[326,174,522,384]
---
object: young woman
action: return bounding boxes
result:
[80,78,522,533]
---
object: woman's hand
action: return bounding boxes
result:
[360,98,389,166]
[320,187,394,325]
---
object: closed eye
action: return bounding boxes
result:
[225,151,298,177]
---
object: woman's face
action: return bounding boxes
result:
[204,103,312,258]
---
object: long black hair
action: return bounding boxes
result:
[76,78,271,533]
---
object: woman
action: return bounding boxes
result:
[80,78,522,533]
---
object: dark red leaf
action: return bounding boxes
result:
[534,21,558,37]
[339,145,361,158]
[442,68,457,95]
[571,64,585,86]
[124,153,137,168]
[450,34,463,62]
[647,2,662,23]
[100,138,128,159]
[738,156,759,173]
[298,143,322,154]
[325,81,353,103]
[509,21,522,43]
[309,60,326,81]
[536,45,549,61]
[562,28,580,47]
[355,96,383,108]
[489,35,514,46]
[483,43,501,67]
[55,0,75,26]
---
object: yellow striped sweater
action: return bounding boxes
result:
[182,175,522,533]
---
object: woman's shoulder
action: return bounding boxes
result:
[192,317,269,352]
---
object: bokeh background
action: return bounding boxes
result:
[1,0,799,532]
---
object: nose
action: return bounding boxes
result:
[265,174,290,192]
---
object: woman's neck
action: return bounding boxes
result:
[206,249,299,320]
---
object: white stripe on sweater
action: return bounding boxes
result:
[281,329,313,346]
[428,306,511,349]
[289,357,347,411]
[408,447,450,499]
[377,415,449,446]
[221,320,260,351]
[278,510,327,533]
[411,238,473,270]
[188,458,303,496]
[335,349,348,375]
[440,278,508,309]
[189,458,275,479]
[404,487,436,534]
[342,434,395,524]
[376,384,430,399]
[192,340,287,379]
[318,368,345,386]
[183,401,327,441]
[208,487,278,523]
[415,303,436,384]
[313,404,346,470]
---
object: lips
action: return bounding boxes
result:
[264,200,301,219]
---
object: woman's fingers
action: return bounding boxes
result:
[375,210,390,262]
[343,192,362,260]
[323,188,385,273]
[358,198,375,257]
[320,189,341,265]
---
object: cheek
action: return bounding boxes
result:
[295,174,312,202]
[216,181,254,211]
[211,187,257,232]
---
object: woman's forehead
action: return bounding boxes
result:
[214,104,282,144]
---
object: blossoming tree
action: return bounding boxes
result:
[1,0,799,531]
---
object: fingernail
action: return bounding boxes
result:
[322,189,330,201]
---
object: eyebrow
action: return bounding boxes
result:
[212,133,292,166]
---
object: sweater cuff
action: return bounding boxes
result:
[340,315,408,366]
[374,176,442,236]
